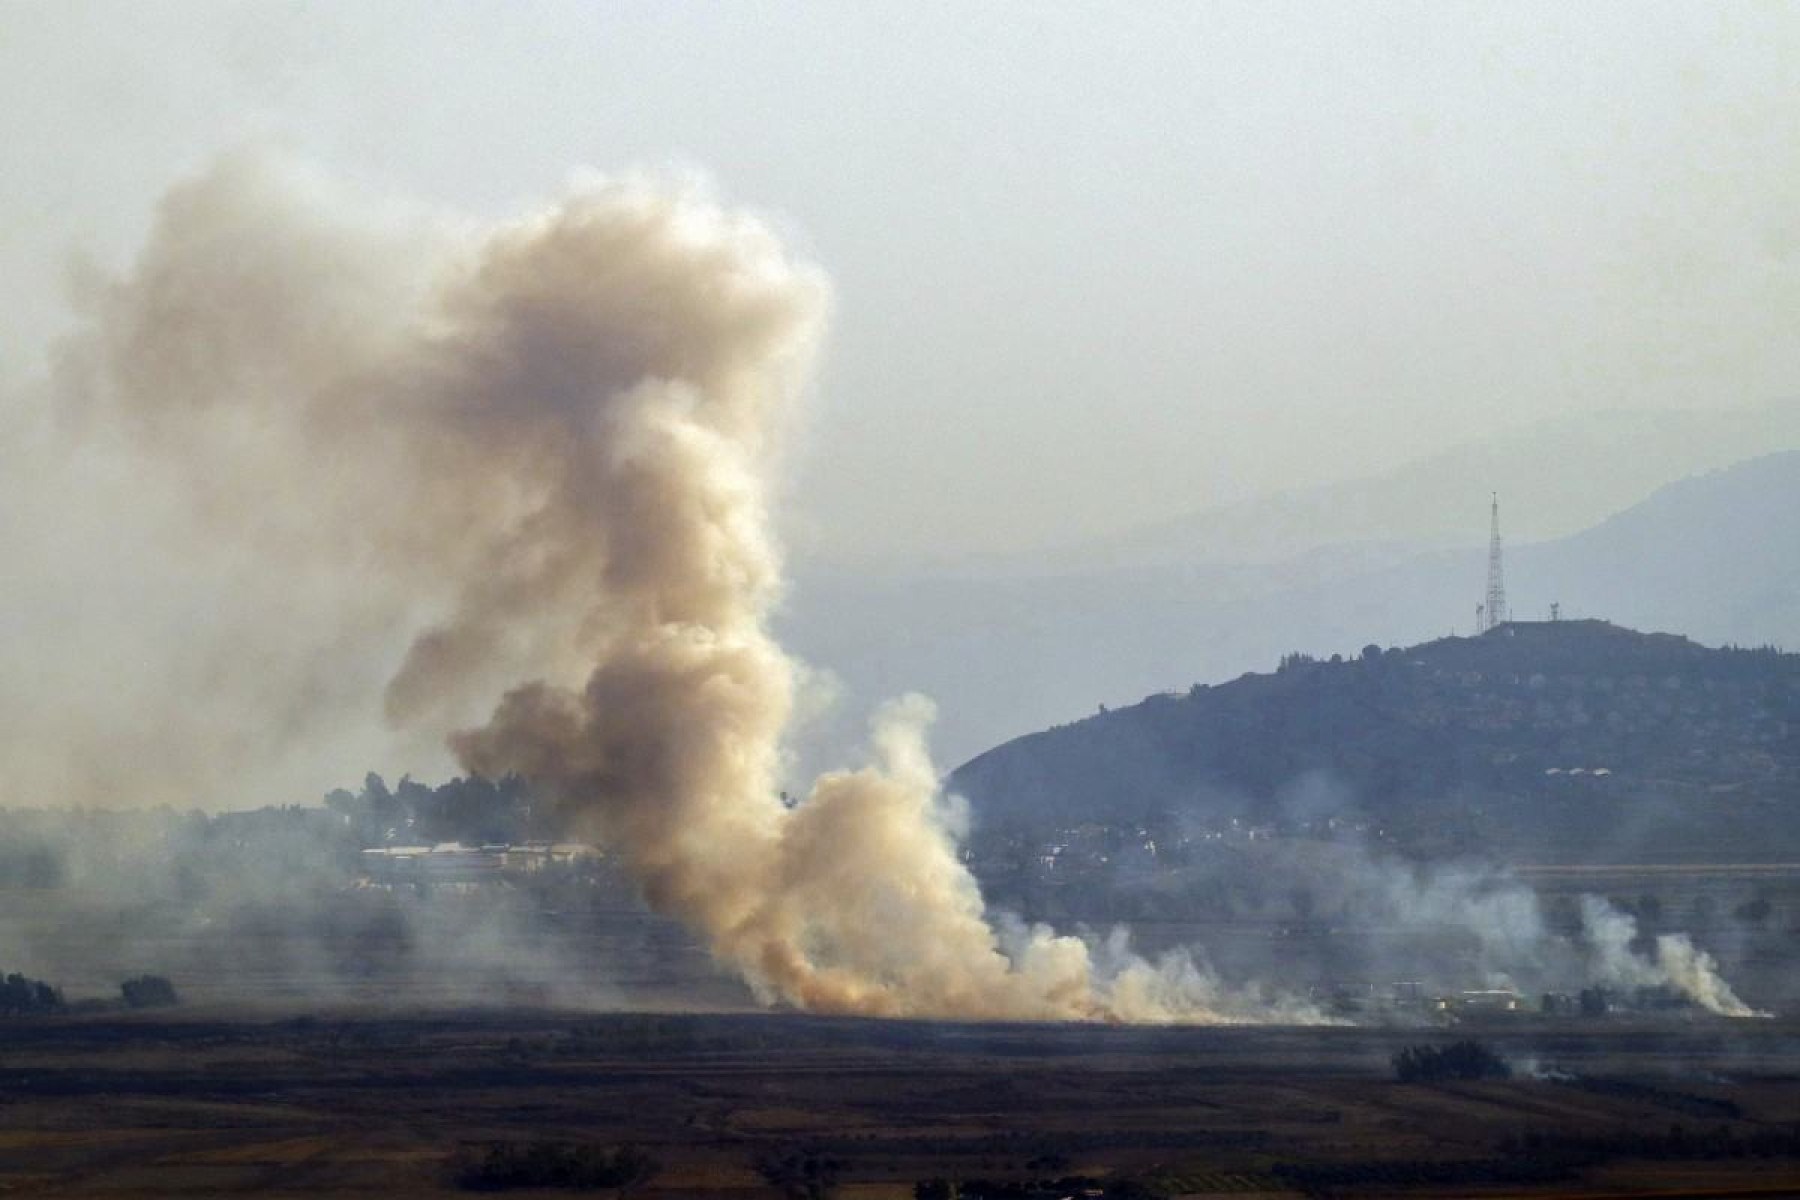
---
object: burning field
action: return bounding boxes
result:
[2,145,1793,1196]
[3,1008,1800,1197]
[3,153,1777,1031]
[5,6,1800,1194]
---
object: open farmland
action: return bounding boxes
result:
[2,1010,1799,1197]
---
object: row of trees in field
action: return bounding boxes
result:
[0,970,178,1015]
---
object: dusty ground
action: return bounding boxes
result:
[1,1009,1798,1198]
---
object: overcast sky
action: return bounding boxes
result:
[4,1,1797,565]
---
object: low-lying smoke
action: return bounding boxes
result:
[1367,855,1761,1016]
[1126,814,1761,1017]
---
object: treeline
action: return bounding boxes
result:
[0,971,176,1013]
[121,975,179,1009]
[325,772,542,847]
[0,971,63,1015]
[0,777,556,910]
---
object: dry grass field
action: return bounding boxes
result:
[2,1009,1798,1198]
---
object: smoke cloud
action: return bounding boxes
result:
[1576,896,1760,1018]
[1363,858,1761,1017]
[32,150,1315,1022]
[13,152,1760,1023]
[1356,851,1760,1016]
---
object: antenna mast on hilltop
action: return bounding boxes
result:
[1483,492,1508,632]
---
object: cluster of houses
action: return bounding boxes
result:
[356,842,600,890]
[1311,980,1523,1018]
[1313,979,1693,1020]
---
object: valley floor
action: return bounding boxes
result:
[2,1009,1798,1197]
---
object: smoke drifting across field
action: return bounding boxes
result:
[29,152,1315,1022]
[1298,844,1762,1017]
[13,153,1759,1022]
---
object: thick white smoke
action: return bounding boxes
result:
[40,151,1305,1023]
[1577,896,1762,1018]
[1257,840,1759,1017]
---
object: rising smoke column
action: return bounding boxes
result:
[52,151,1275,1022]
[406,166,1102,1018]
[424,175,1249,1020]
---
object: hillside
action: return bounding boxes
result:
[947,620,1800,863]
[781,449,1800,774]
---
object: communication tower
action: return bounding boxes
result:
[1483,493,1508,632]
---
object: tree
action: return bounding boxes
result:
[0,971,64,1015]
[1393,1040,1511,1082]
[121,975,179,1008]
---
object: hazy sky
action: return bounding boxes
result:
[4,0,1798,566]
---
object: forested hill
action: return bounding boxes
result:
[947,621,1800,862]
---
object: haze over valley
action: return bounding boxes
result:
[4,6,1800,1196]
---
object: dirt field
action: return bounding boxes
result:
[2,1009,1798,1198]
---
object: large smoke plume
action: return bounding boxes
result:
[43,151,1289,1021]
[17,152,1761,1022]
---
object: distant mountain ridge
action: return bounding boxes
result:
[781,449,1800,774]
[947,620,1800,864]
[895,400,1800,577]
